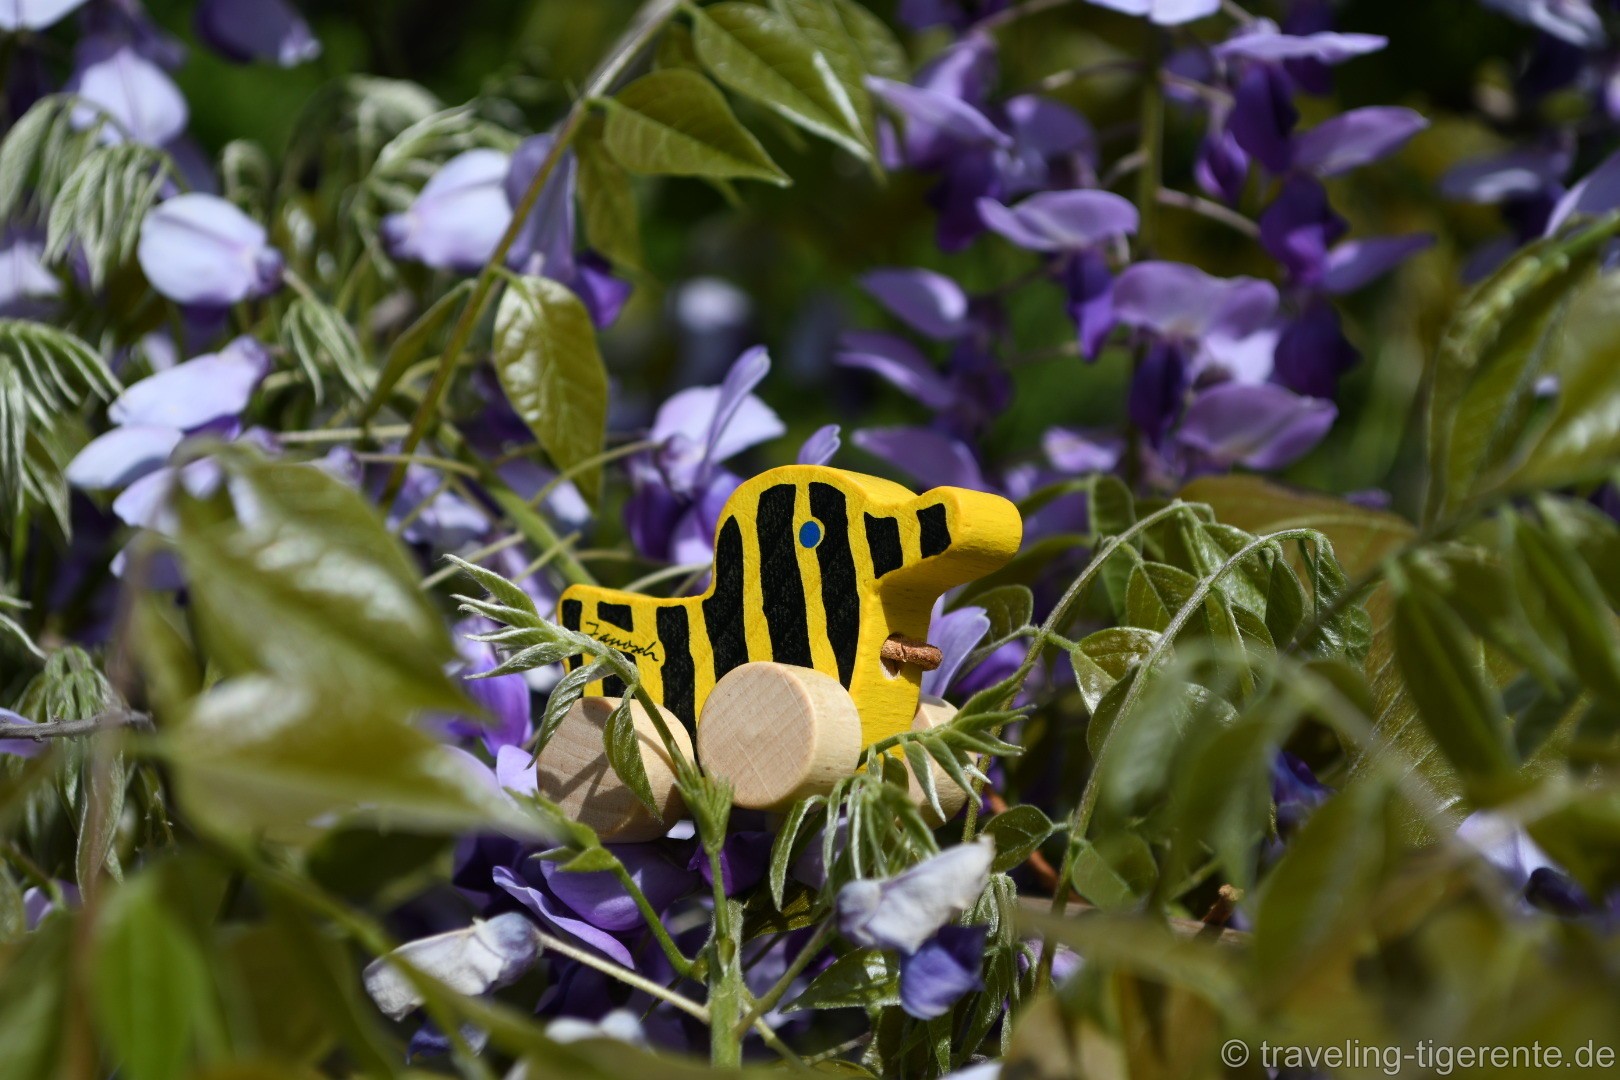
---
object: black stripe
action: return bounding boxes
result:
[597,602,633,631]
[602,674,626,697]
[864,513,903,578]
[561,599,582,672]
[918,503,952,558]
[657,606,696,734]
[756,484,813,667]
[703,517,750,682]
[810,483,859,686]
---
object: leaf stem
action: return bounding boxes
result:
[380,0,682,507]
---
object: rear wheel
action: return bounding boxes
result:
[697,661,863,811]
[535,695,693,842]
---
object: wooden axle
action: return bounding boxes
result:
[879,633,943,672]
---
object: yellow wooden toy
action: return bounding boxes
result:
[535,465,1022,830]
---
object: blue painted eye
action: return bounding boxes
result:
[798,520,823,548]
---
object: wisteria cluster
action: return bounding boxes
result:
[8,0,1620,1077]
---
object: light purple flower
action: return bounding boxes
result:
[836,332,956,411]
[64,425,182,490]
[860,268,972,341]
[106,336,271,430]
[851,427,987,491]
[1322,234,1433,294]
[921,601,991,697]
[1259,176,1346,283]
[1292,107,1427,178]
[1440,147,1569,204]
[1227,64,1297,174]
[0,230,60,318]
[0,708,46,759]
[1176,382,1336,470]
[975,189,1138,251]
[194,0,320,66]
[1273,299,1357,398]
[1084,0,1220,25]
[537,847,696,932]
[1546,148,1620,234]
[899,924,987,1019]
[382,149,512,272]
[505,134,577,283]
[1214,29,1387,65]
[867,77,1011,160]
[1479,0,1604,48]
[1043,427,1124,474]
[363,913,542,1021]
[494,864,635,967]
[836,838,993,954]
[0,0,88,31]
[452,620,532,753]
[138,194,284,306]
[69,40,187,146]
[1113,261,1279,377]
[650,346,783,493]
[1456,810,1558,889]
[797,424,841,466]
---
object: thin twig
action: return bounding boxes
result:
[0,709,151,741]
[1157,188,1260,238]
[534,930,711,1022]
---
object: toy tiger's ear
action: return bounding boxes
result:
[889,487,1022,588]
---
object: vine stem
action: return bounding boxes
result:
[535,929,711,1021]
[379,0,681,507]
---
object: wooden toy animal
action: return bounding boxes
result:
[538,464,1022,839]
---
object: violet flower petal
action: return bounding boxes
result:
[1479,0,1604,48]
[797,424,841,466]
[64,425,182,490]
[1176,382,1336,469]
[492,865,636,967]
[539,846,696,931]
[1227,64,1296,174]
[866,76,1012,157]
[1113,261,1277,343]
[381,149,512,273]
[899,924,988,1019]
[860,268,971,340]
[138,194,283,305]
[505,134,577,283]
[836,839,994,954]
[362,913,541,1021]
[108,337,270,430]
[1457,810,1558,889]
[1064,248,1116,361]
[1043,426,1124,474]
[1322,234,1433,294]
[1292,107,1427,178]
[194,0,320,66]
[1085,0,1220,24]
[1258,175,1346,283]
[835,331,956,410]
[1440,147,1569,204]
[0,0,88,30]
[1547,148,1620,234]
[0,708,45,759]
[1214,30,1387,65]
[975,189,1138,251]
[851,427,986,491]
[1273,299,1357,397]
[0,231,60,317]
[70,41,187,146]
[920,602,991,697]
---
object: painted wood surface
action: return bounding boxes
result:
[556,464,1023,747]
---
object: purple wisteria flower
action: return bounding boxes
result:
[1085,0,1218,25]
[0,0,88,31]
[382,148,513,273]
[68,38,186,146]
[0,229,60,318]
[138,194,284,307]
[194,0,320,66]
[838,839,994,1019]
[363,912,542,1021]
[625,345,785,565]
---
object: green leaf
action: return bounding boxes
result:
[1390,576,1517,787]
[174,456,466,714]
[76,752,127,893]
[1070,627,1159,714]
[282,296,370,401]
[1124,561,1197,632]
[828,0,908,79]
[692,2,872,160]
[575,124,643,271]
[360,279,473,422]
[1069,833,1156,911]
[0,320,119,523]
[45,142,169,289]
[1088,473,1136,541]
[972,584,1033,644]
[161,675,537,841]
[603,696,660,818]
[600,69,789,185]
[767,0,882,147]
[769,798,821,908]
[0,913,71,1078]
[1511,509,1620,701]
[784,948,900,1012]
[493,274,610,504]
[1252,777,1393,988]
[537,660,607,754]
[982,805,1055,873]
[92,874,214,1080]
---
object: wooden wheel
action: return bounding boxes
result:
[907,695,972,825]
[696,662,863,811]
[536,696,693,842]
